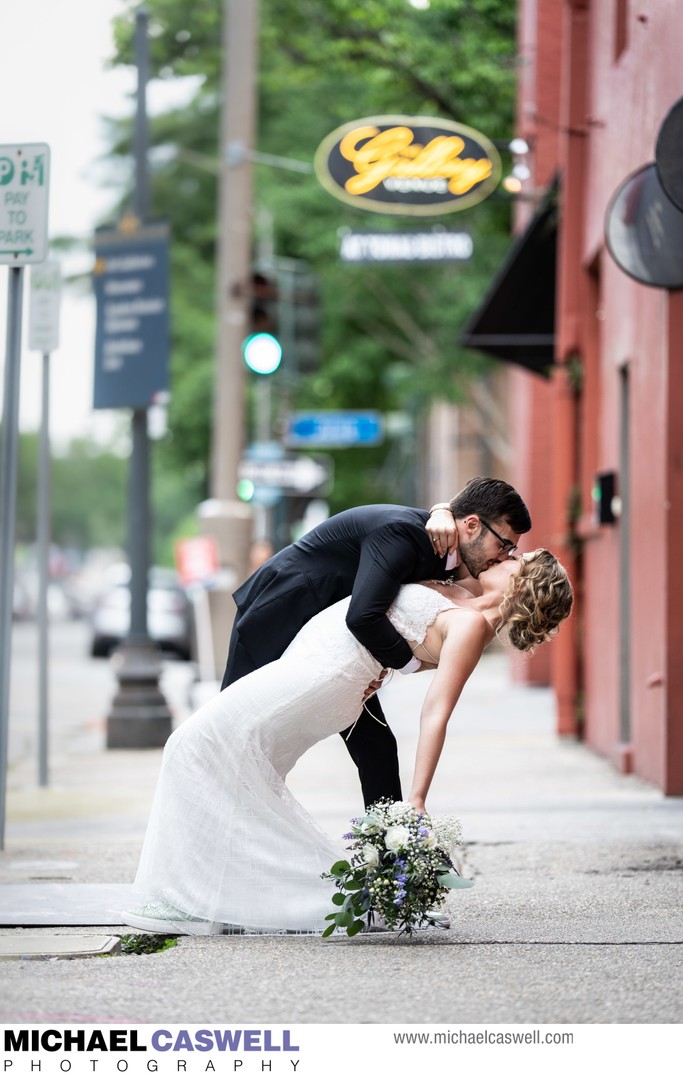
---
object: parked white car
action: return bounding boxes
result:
[89,564,193,661]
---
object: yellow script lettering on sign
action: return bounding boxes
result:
[340,126,493,197]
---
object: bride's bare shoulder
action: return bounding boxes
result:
[438,604,493,644]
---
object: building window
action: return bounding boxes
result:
[614,0,629,60]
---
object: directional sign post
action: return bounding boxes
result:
[28,261,62,789]
[285,410,384,448]
[0,143,51,848]
[238,455,333,496]
[29,260,61,352]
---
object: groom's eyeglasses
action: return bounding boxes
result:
[479,518,518,558]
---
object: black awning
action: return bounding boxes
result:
[459,186,558,377]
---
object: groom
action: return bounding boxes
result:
[221,477,531,807]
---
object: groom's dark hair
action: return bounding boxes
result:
[449,477,532,534]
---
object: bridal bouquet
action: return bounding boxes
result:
[322,799,473,938]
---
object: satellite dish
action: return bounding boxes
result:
[656,96,683,212]
[605,163,683,289]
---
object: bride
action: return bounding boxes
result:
[122,549,572,936]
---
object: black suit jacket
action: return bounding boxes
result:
[221,504,449,689]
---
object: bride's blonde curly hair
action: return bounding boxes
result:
[498,549,573,653]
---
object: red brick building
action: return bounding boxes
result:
[464,1,683,793]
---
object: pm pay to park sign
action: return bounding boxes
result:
[0,144,50,264]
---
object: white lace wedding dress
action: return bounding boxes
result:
[132,583,460,933]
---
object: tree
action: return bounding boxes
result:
[106,0,518,511]
[13,433,127,551]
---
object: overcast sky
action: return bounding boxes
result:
[0,0,197,448]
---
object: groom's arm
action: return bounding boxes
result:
[345,522,428,671]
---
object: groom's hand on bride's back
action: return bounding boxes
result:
[362,669,390,701]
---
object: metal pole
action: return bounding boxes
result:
[0,266,25,848]
[105,5,172,747]
[133,6,150,226]
[619,366,631,745]
[127,407,150,642]
[37,349,51,786]
[130,3,151,643]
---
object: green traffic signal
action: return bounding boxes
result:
[242,332,282,375]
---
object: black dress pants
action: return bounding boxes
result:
[339,692,402,807]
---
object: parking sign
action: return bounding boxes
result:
[0,144,50,265]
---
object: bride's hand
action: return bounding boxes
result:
[409,797,427,814]
[362,669,389,701]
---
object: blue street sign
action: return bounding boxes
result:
[93,219,170,409]
[285,410,384,448]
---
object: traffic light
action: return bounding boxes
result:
[250,271,278,336]
[291,269,321,375]
[243,271,282,375]
[276,261,321,376]
[245,263,322,376]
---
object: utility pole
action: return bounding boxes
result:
[198,0,258,670]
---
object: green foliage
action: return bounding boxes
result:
[322,800,469,938]
[11,428,199,565]
[118,933,178,954]
[13,433,128,551]
[104,0,517,514]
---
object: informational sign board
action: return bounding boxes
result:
[93,219,170,409]
[174,536,220,587]
[28,260,61,352]
[0,143,50,265]
[285,411,384,448]
[339,229,473,263]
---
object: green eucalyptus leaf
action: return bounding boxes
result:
[322,924,336,938]
[438,873,475,889]
[331,892,346,906]
[330,860,351,877]
[346,919,365,937]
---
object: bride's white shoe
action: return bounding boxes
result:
[121,900,224,936]
[364,910,450,933]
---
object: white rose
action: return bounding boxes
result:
[422,832,437,849]
[385,825,411,852]
[361,844,379,868]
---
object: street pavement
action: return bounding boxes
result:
[0,621,682,1025]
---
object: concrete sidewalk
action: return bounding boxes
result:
[1,650,682,1024]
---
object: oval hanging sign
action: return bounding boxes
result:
[314,115,502,216]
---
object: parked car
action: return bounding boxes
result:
[89,564,193,660]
